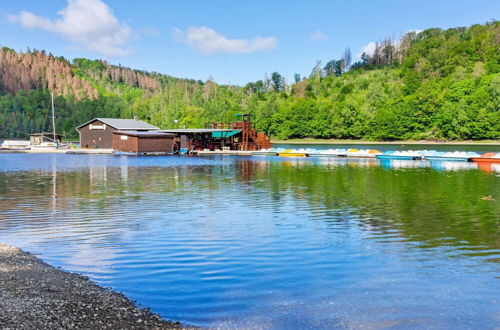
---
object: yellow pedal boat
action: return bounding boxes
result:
[278,149,309,157]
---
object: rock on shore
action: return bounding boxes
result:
[0,243,188,329]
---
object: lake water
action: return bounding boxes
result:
[0,151,499,329]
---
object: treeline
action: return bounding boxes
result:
[0,21,499,140]
[0,47,98,98]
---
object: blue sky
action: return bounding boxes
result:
[0,0,498,85]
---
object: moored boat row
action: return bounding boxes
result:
[377,150,488,162]
[253,148,383,158]
[251,148,500,163]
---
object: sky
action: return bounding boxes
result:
[0,0,498,85]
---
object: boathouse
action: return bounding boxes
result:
[112,131,176,154]
[76,118,159,149]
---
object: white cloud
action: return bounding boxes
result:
[357,41,378,59]
[173,26,277,55]
[361,42,377,57]
[310,31,328,42]
[9,0,131,57]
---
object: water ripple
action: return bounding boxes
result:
[0,153,498,328]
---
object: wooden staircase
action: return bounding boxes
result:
[257,133,272,149]
[212,117,272,151]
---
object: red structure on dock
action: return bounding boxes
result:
[211,114,272,151]
[161,114,272,152]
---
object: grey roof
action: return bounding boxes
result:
[114,130,175,137]
[159,129,241,134]
[77,118,159,130]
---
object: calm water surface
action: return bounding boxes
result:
[0,152,499,329]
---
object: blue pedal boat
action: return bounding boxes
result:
[424,151,480,162]
[376,150,423,160]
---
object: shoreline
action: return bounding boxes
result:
[271,139,500,145]
[0,243,189,329]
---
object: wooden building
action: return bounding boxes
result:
[112,131,176,154]
[29,132,63,146]
[77,118,159,149]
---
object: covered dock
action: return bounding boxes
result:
[160,114,272,152]
[159,128,244,152]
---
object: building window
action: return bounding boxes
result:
[90,124,106,130]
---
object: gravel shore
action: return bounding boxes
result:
[0,243,189,329]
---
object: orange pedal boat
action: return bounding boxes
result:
[471,152,500,163]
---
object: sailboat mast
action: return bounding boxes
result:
[51,92,57,148]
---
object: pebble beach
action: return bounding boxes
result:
[0,243,189,330]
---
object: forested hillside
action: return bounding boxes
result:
[0,21,498,140]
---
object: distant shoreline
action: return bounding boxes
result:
[2,138,500,149]
[272,139,500,146]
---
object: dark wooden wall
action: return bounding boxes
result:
[113,134,174,153]
[138,137,174,153]
[112,134,139,152]
[79,120,117,149]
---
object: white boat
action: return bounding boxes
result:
[308,148,348,157]
[0,140,31,150]
[31,141,59,150]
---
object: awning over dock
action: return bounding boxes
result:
[211,130,240,138]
